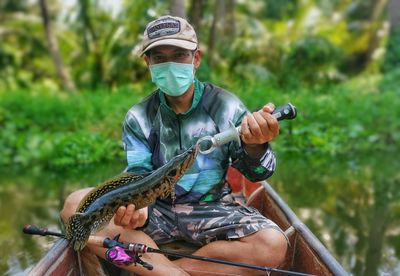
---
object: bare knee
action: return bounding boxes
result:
[249,228,288,267]
[60,187,93,222]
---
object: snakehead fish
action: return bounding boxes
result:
[65,145,198,251]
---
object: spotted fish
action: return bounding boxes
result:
[65,145,198,251]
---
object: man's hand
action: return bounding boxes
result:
[240,103,279,145]
[114,204,148,229]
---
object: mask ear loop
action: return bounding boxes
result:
[192,49,198,74]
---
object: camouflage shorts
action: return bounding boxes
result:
[140,198,283,246]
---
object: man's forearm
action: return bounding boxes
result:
[243,142,268,159]
[232,143,276,182]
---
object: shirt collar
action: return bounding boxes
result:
[159,78,204,117]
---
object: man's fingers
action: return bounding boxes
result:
[114,204,148,229]
[240,103,280,145]
[120,204,135,226]
[114,206,126,225]
[131,208,140,221]
[132,211,143,228]
[240,114,254,144]
[263,112,279,135]
[130,207,148,228]
[241,113,264,144]
[247,113,262,135]
[138,210,146,224]
[253,111,269,137]
[262,103,275,113]
[240,115,250,135]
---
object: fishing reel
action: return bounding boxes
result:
[104,234,153,270]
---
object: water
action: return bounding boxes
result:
[0,162,125,275]
[0,152,399,275]
[270,151,400,276]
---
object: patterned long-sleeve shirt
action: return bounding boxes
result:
[122,79,276,203]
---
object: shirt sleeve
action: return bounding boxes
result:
[228,105,277,182]
[122,112,153,174]
[231,143,276,182]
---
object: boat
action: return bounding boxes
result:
[27,167,347,275]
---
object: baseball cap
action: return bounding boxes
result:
[140,15,198,56]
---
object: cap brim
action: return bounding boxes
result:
[140,39,197,56]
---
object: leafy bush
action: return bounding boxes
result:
[229,70,399,156]
[381,27,400,73]
[0,89,135,169]
[0,70,398,169]
[281,35,343,87]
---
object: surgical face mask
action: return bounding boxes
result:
[149,61,194,97]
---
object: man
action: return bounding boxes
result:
[61,15,287,275]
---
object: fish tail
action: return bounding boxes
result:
[65,213,91,251]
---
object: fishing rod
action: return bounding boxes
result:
[23,224,315,276]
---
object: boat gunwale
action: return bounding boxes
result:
[27,238,79,276]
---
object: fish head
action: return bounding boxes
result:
[64,213,91,251]
[165,145,199,182]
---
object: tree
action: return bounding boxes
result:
[343,0,389,74]
[224,0,236,43]
[382,0,400,72]
[364,0,389,71]
[188,0,204,37]
[77,0,104,89]
[208,0,225,68]
[169,0,185,18]
[38,0,75,91]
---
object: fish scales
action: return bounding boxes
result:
[76,174,145,212]
[65,145,198,251]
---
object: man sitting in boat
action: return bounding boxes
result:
[61,15,287,275]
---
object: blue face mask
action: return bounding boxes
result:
[149,61,194,97]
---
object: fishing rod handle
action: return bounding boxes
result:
[22,224,64,237]
[23,225,47,236]
[236,102,297,133]
[272,102,297,121]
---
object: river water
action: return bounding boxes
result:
[0,151,398,275]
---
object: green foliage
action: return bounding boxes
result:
[264,0,298,20]
[381,26,400,73]
[0,0,398,169]
[0,89,142,169]
[229,70,399,156]
[281,35,343,87]
[0,0,393,90]
[379,66,400,94]
[1,70,399,170]
[345,0,375,21]
[50,131,120,168]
